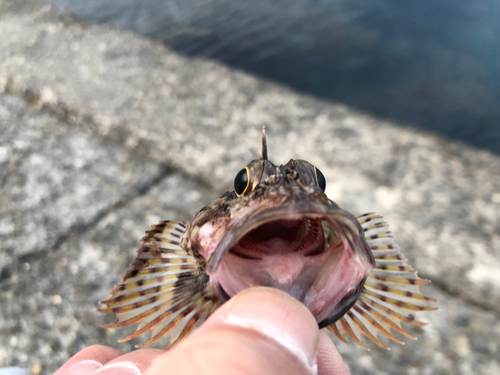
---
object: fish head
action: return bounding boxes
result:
[100,129,436,349]
[183,157,375,327]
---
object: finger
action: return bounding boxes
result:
[93,349,165,375]
[146,287,321,375]
[317,331,351,375]
[54,345,123,375]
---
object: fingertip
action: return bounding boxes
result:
[98,349,165,374]
[201,287,320,365]
[147,287,321,375]
[317,331,350,375]
[54,345,123,375]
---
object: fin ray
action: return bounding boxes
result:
[329,213,437,349]
[99,220,219,347]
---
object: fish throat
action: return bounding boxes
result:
[207,207,374,328]
[231,217,326,259]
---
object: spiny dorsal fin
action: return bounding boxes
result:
[327,213,438,350]
[98,220,221,347]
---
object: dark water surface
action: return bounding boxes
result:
[46,0,500,154]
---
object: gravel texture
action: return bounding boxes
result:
[0,94,161,269]
[1,1,499,374]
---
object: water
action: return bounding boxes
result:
[45,0,500,154]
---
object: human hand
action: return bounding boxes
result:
[55,287,350,375]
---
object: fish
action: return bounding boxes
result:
[98,127,437,350]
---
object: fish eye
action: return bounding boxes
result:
[314,167,326,191]
[234,167,250,196]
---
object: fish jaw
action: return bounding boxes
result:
[197,197,375,327]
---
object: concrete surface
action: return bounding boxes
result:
[0,0,499,374]
[44,0,500,154]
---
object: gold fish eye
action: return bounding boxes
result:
[234,167,250,196]
[314,167,326,191]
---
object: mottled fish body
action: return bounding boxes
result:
[99,129,437,350]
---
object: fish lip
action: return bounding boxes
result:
[206,200,374,274]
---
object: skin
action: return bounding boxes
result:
[56,288,350,375]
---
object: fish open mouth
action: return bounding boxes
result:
[206,201,375,326]
[230,218,327,259]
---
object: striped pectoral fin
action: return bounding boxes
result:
[98,220,221,348]
[326,213,438,350]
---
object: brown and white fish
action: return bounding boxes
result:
[98,128,437,350]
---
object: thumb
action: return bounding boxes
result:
[146,287,320,375]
